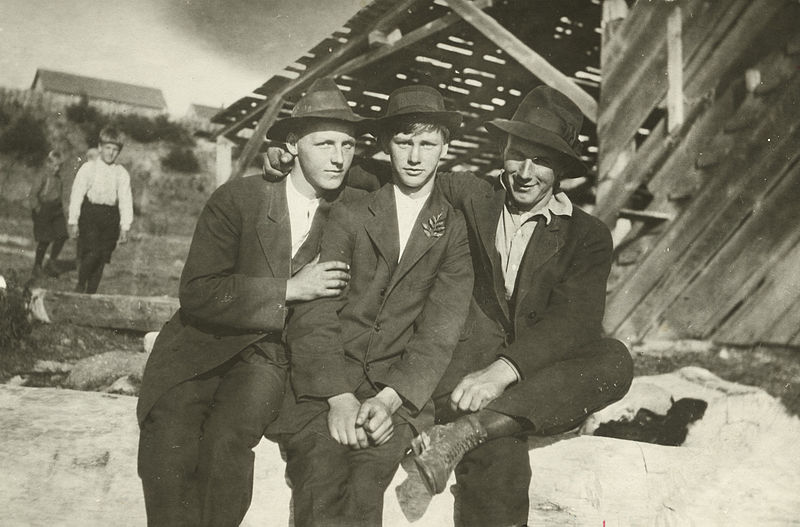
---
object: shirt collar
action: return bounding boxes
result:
[286,173,320,207]
[499,173,572,225]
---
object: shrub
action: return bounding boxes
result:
[114,114,193,146]
[161,146,200,173]
[65,95,109,145]
[0,273,32,352]
[0,113,50,166]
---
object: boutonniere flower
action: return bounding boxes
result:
[422,212,446,238]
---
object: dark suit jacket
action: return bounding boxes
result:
[432,172,615,417]
[137,175,364,425]
[268,183,473,436]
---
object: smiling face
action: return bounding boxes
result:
[501,135,563,212]
[287,120,357,198]
[98,142,121,165]
[386,124,448,196]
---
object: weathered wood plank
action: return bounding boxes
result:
[29,289,178,332]
[230,96,284,180]
[606,74,800,338]
[446,0,598,122]
[654,162,800,339]
[715,238,800,345]
[666,6,684,133]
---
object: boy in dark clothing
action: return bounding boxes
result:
[29,150,68,277]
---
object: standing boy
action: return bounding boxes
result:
[67,126,133,293]
[29,150,68,277]
[137,78,366,527]
[267,85,473,527]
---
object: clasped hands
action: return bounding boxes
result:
[327,388,402,450]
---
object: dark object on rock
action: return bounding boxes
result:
[593,397,708,446]
[0,273,33,350]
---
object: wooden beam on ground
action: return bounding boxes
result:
[334,0,493,76]
[29,289,178,333]
[446,0,597,122]
[230,96,284,180]
[618,208,674,223]
[666,6,684,133]
[218,0,424,140]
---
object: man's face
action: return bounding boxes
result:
[98,142,121,165]
[387,128,448,194]
[502,136,558,212]
[287,121,356,195]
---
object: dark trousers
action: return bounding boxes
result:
[442,338,633,527]
[138,347,286,527]
[282,410,414,527]
[77,200,119,293]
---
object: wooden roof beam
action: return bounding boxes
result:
[334,0,494,77]
[218,0,424,140]
[445,0,598,123]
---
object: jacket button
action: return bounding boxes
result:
[373,323,381,332]
[365,364,371,372]
[379,288,386,297]
[528,311,538,320]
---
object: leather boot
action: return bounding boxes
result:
[411,414,487,495]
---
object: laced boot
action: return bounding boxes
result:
[411,414,487,495]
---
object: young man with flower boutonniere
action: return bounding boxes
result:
[264,85,473,526]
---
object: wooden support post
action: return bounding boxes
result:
[446,0,597,122]
[230,96,284,180]
[215,135,233,187]
[666,6,684,133]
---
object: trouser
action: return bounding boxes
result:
[138,347,286,527]
[77,200,119,293]
[440,338,633,527]
[282,410,414,527]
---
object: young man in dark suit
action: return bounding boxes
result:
[266,85,473,527]
[412,86,634,527]
[136,78,368,527]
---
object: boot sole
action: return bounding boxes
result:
[412,455,447,495]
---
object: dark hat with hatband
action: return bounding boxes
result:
[266,77,367,142]
[372,85,462,136]
[484,85,587,178]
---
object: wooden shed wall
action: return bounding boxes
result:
[598,0,800,348]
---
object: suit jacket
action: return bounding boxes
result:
[267,183,473,436]
[433,172,614,400]
[137,175,364,425]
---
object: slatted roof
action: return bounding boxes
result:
[213,0,602,203]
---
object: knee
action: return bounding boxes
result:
[202,417,264,454]
[601,338,634,394]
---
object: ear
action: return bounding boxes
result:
[286,133,299,156]
[439,142,449,160]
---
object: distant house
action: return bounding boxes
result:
[186,103,222,122]
[31,68,167,117]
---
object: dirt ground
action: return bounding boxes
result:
[2,209,799,416]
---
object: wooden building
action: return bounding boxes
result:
[31,68,167,117]
[213,0,800,349]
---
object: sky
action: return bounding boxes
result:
[0,0,367,115]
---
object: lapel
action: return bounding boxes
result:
[514,213,567,308]
[365,185,400,275]
[471,184,510,321]
[387,185,448,293]
[256,179,291,278]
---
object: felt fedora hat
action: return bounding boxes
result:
[485,85,587,178]
[373,85,462,135]
[267,77,367,141]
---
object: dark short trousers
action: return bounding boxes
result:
[77,199,120,263]
[32,201,67,243]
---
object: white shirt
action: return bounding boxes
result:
[68,159,134,230]
[393,185,431,260]
[495,191,573,300]
[286,174,321,258]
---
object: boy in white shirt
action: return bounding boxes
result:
[67,126,133,293]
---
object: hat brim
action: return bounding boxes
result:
[266,112,369,142]
[485,119,586,179]
[370,110,463,137]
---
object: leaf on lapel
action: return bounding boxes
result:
[422,211,446,238]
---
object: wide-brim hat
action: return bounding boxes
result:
[372,85,462,136]
[266,77,368,141]
[484,85,587,179]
